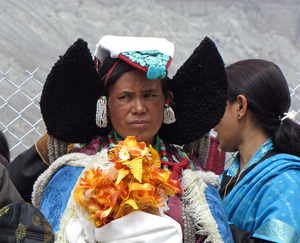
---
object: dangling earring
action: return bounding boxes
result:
[96,96,107,128]
[163,101,176,124]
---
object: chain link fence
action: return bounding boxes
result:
[0,69,46,160]
[1,69,300,162]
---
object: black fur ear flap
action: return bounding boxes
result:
[159,36,228,145]
[40,39,104,143]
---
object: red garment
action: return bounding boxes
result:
[205,136,225,175]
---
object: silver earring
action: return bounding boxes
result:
[96,96,107,128]
[163,101,176,124]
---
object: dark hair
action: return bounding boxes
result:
[226,59,300,157]
[0,130,10,162]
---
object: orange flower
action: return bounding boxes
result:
[110,136,151,160]
[74,136,180,228]
[150,164,180,197]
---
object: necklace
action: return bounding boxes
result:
[159,138,169,170]
[108,131,115,149]
[223,169,244,199]
[159,138,168,161]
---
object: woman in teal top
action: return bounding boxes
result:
[216,59,300,242]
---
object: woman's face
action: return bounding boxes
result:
[107,69,166,146]
[214,100,241,152]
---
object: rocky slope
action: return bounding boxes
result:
[1,0,300,156]
[1,0,300,82]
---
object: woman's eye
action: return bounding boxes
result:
[119,95,130,99]
[145,94,155,98]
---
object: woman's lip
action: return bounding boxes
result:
[130,120,149,124]
[129,120,149,127]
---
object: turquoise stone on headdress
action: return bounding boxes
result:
[147,66,166,79]
[121,50,171,79]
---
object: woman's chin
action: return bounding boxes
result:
[117,127,157,146]
[134,134,156,146]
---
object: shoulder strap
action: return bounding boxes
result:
[239,149,278,181]
[220,150,278,199]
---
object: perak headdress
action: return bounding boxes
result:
[40,35,227,145]
[95,35,174,80]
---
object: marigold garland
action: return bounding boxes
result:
[74,136,180,228]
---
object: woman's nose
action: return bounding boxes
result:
[132,98,146,114]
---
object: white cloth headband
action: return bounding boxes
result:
[94,35,175,80]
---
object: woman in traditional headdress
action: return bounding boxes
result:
[22,35,231,242]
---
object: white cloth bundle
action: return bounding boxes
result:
[65,207,182,243]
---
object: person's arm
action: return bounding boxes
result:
[7,134,49,203]
[226,164,300,243]
[0,163,24,208]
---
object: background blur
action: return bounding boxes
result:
[1,0,300,160]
